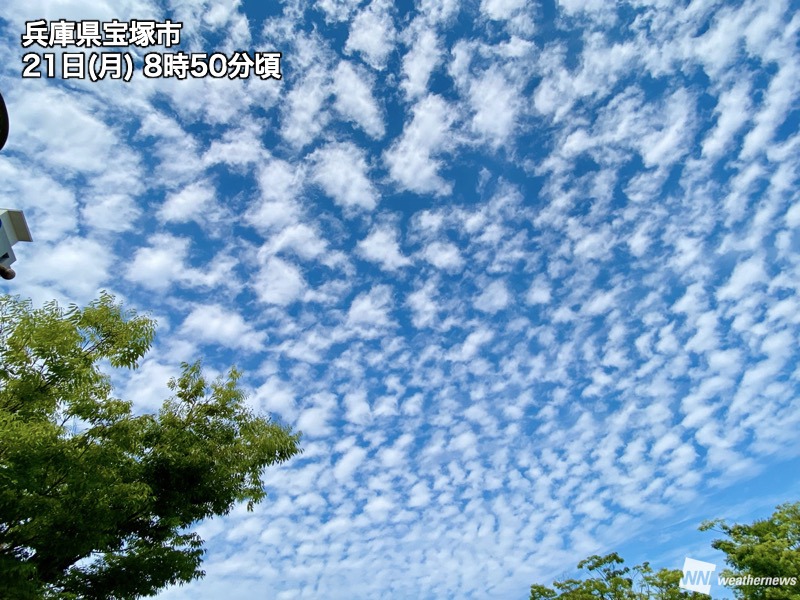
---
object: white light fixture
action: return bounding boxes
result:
[0,209,32,280]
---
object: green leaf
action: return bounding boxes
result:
[0,293,302,598]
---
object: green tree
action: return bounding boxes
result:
[530,502,800,600]
[700,501,800,600]
[529,553,707,600]
[0,293,302,599]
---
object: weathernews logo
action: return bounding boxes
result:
[680,557,798,596]
[680,558,716,595]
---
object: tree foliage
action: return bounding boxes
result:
[0,293,302,599]
[530,502,800,600]
[700,501,800,600]
[529,553,705,600]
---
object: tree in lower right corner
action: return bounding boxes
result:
[529,552,706,600]
[701,501,800,600]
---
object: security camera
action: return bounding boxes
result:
[0,209,32,280]
[0,94,34,280]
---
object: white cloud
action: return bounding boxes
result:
[253,257,306,306]
[0,160,77,242]
[717,254,767,301]
[407,481,432,507]
[468,70,521,147]
[125,234,190,292]
[247,159,305,232]
[786,201,800,228]
[345,0,396,69]
[475,279,511,313]
[417,0,460,23]
[639,89,695,168]
[334,446,368,481]
[480,0,525,20]
[331,61,385,138]
[526,276,552,305]
[296,393,337,437]
[363,494,394,519]
[23,236,113,300]
[450,328,495,361]
[180,304,266,351]
[400,24,441,99]
[701,81,752,159]
[82,193,141,233]
[262,223,328,261]
[422,241,463,271]
[344,390,372,424]
[116,358,180,415]
[281,68,330,149]
[557,0,608,16]
[125,234,237,293]
[407,280,440,329]
[3,1,799,598]
[691,4,749,78]
[740,60,800,160]
[310,142,379,211]
[202,123,265,169]
[316,0,362,22]
[252,376,297,421]
[136,110,205,183]
[7,87,116,174]
[384,94,455,195]
[158,181,216,224]
[357,225,411,271]
[346,285,394,333]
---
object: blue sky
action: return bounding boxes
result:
[1,0,799,598]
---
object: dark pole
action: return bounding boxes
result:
[0,90,8,152]
[0,90,14,278]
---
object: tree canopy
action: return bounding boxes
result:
[0,293,302,599]
[700,501,800,600]
[529,552,705,600]
[530,501,800,600]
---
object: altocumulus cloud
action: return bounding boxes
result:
[1,0,800,598]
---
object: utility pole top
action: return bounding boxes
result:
[0,92,33,281]
[0,90,8,152]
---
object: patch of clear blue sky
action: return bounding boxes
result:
[610,455,800,598]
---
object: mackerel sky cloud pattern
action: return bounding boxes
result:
[1,0,799,598]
